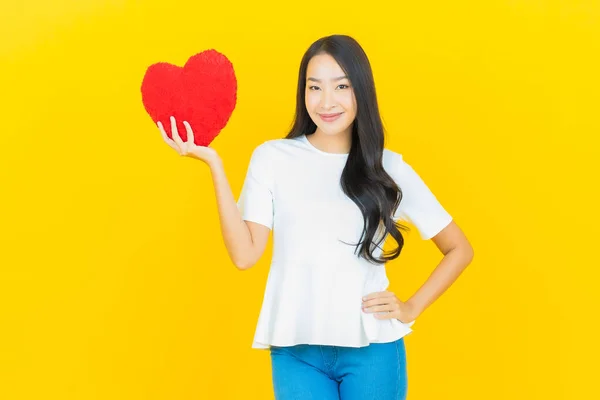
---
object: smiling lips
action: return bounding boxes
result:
[319,112,343,122]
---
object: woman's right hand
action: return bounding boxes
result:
[157,116,220,166]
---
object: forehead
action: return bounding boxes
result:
[306,54,345,78]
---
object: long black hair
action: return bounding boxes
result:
[285,34,410,264]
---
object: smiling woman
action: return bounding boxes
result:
[228,34,473,399]
[1,0,592,398]
[306,66,355,132]
[304,55,357,153]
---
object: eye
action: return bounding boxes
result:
[308,86,320,91]
[338,84,350,89]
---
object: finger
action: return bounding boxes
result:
[170,116,185,148]
[158,121,181,153]
[363,292,380,300]
[363,297,392,307]
[363,291,393,300]
[374,311,397,320]
[183,121,195,145]
[364,304,396,313]
[158,122,181,153]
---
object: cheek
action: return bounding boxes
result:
[305,92,319,111]
[343,94,357,115]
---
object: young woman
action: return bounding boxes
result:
[158,35,474,400]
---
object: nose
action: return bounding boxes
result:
[319,88,336,110]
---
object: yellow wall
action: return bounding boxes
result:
[1,1,598,399]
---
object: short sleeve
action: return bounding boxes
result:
[236,143,274,230]
[386,151,453,240]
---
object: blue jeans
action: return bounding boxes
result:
[270,337,408,399]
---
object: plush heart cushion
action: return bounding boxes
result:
[141,49,237,146]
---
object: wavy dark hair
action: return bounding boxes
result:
[285,34,410,264]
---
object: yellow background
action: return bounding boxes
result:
[1,0,598,399]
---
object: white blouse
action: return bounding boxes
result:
[237,134,453,349]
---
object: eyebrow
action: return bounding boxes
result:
[307,75,348,82]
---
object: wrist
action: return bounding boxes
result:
[208,156,223,171]
[405,299,423,320]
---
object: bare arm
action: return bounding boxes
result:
[405,220,474,317]
[157,116,270,271]
[208,160,271,270]
[362,220,473,323]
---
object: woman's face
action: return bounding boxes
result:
[305,53,357,137]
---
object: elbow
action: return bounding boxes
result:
[233,258,254,271]
[448,241,474,268]
[463,243,474,265]
[233,245,260,271]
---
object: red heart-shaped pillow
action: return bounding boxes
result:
[141,49,237,147]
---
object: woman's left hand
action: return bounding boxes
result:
[362,291,419,323]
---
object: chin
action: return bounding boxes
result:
[322,123,353,136]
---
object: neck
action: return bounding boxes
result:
[309,129,352,154]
